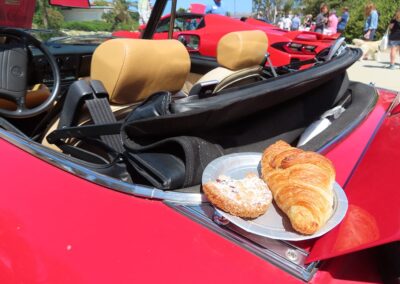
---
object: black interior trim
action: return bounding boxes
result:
[302,82,378,153]
[190,54,219,74]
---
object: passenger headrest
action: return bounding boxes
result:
[91,39,190,104]
[217,31,268,71]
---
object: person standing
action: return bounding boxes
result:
[364,3,379,41]
[337,7,350,33]
[138,0,152,25]
[277,14,284,29]
[387,9,400,70]
[327,9,338,34]
[283,14,292,31]
[291,14,301,31]
[205,0,225,15]
[303,14,312,30]
[315,3,329,33]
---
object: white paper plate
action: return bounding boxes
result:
[202,152,348,241]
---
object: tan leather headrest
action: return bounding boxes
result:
[217,31,268,71]
[91,39,190,104]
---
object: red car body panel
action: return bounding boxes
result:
[308,90,399,262]
[113,14,334,67]
[189,3,206,14]
[0,90,397,283]
[0,0,35,28]
[0,138,301,284]
[50,0,89,8]
[0,1,399,282]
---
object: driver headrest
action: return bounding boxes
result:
[90,38,190,104]
[217,31,268,71]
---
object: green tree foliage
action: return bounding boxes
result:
[303,0,400,41]
[92,0,109,6]
[283,0,294,15]
[33,0,64,29]
[252,0,278,20]
[46,8,64,29]
[102,0,138,30]
[62,20,113,31]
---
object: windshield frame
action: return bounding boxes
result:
[142,0,170,39]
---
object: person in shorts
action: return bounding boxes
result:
[387,9,400,69]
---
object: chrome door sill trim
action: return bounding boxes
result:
[0,128,204,204]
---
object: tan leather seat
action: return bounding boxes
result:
[43,38,191,149]
[183,30,269,95]
[91,38,190,105]
[0,84,51,111]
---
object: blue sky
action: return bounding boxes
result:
[154,1,253,15]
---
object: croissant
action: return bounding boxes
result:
[261,140,335,235]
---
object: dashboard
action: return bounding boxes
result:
[30,43,98,91]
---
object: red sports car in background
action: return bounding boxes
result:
[113,13,338,67]
[0,0,398,283]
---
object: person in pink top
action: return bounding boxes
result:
[327,9,339,34]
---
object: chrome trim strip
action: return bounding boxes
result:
[0,128,204,204]
[386,89,400,115]
[170,203,319,282]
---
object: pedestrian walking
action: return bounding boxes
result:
[364,3,379,41]
[387,9,400,70]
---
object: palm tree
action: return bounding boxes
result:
[106,0,137,30]
[37,0,49,28]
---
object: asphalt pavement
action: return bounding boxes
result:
[346,49,400,92]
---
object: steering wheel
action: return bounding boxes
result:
[0,28,60,118]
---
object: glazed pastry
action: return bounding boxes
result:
[261,140,335,235]
[203,174,273,219]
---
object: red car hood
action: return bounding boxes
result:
[51,0,89,7]
[308,91,400,263]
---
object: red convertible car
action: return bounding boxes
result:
[113,12,338,67]
[0,0,399,283]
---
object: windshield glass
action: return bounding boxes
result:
[161,1,252,17]
[2,0,282,42]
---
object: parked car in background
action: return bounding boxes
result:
[113,12,338,68]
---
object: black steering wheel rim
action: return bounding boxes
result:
[0,28,60,118]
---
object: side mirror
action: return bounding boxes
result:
[177,34,200,52]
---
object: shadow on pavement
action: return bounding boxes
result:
[361,64,389,69]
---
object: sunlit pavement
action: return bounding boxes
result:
[347,50,400,92]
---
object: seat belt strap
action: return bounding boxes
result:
[86,98,125,152]
[46,123,122,144]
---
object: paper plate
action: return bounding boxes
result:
[202,152,348,241]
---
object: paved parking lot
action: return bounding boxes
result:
[347,50,400,92]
